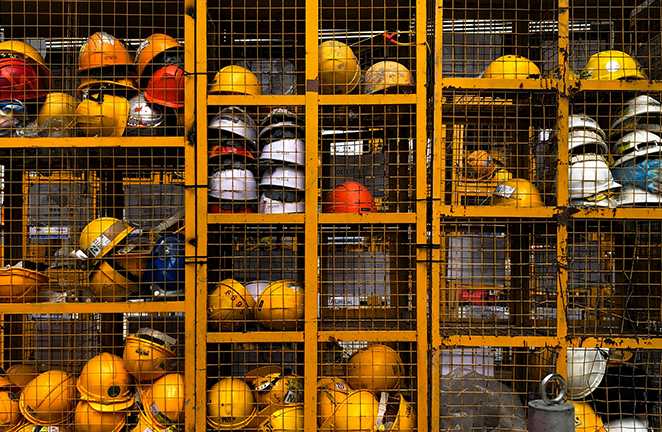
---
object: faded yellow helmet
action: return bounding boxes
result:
[362,61,414,95]
[319,41,360,94]
[208,279,256,331]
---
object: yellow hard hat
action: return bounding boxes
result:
[74,401,127,432]
[77,353,134,411]
[135,34,183,79]
[319,41,360,95]
[386,394,416,432]
[208,279,256,332]
[206,378,257,430]
[346,344,405,392]
[581,50,647,81]
[481,55,540,79]
[89,260,140,302]
[317,378,352,427]
[0,267,49,304]
[19,370,76,425]
[491,178,544,207]
[244,367,303,408]
[76,94,130,137]
[5,365,39,393]
[256,404,304,432]
[466,150,497,180]
[140,373,185,428]
[0,40,52,87]
[123,328,177,382]
[79,217,135,264]
[254,280,305,331]
[37,92,77,130]
[319,390,379,432]
[571,401,607,432]
[78,32,135,73]
[77,76,139,96]
[362,61,414,95]
[208,66,262,96]
[0,388,22,431]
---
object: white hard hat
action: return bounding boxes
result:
[568,130,609,155]
[259,192,305,214]
[126,93,164,136]
[209,106,258,147]
[615,184,662,206]
[567,348,608,399]
[209,168,258,201]
[611,131,662,167]
[569,154,621,199]
[259,108,305,141]
[611,95,662,131]
[259,139,305,166]
[569,114,606,140]
[245,280,270,303]
[259,166,306,191]
[604,416,650,432]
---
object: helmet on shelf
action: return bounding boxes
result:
[362,61,414,95]
[323,181,377,214]
[76,93,130,137]
[259,109,305,143]
[581,50,647,81]
[19,370,76,425]
[123,328,177,382]
[78,32,135,73]
[88,259,140,302]
[208,279,256,331]
[0,267,49,303]
[208,107,258,150]
[79,217,135,264]
[611,131,662,167]
[259,138,305,166]
[346,344,405,392]
[77,353,134,411]
[208,65,262,96]
[0,40,52,83]
[569,154,621,199]
[74,400,127,432]
[140,374,185,428]
[571,401,607,432]
[126,93,165,136]
[142,233,186,298]
[135,34,183,79]
[566,348,608,400]
[206,378,257,430]
[144,65,185,108]
[491,178,544,207]
[256,404,304,432]
[37,93,77,134]
[481,55,540,79]
[317,378,352,427]
[0,58,47,101]
[568,114,606,140]
[5,365,39,393]
[318,40,360,95]
[255,280,305,331]
[611,95,662,131]
[319,390,379,432]
[0,387,22,431]
[244,366,303,408]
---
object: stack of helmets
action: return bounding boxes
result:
[19,370,77,425]
[258,109,306,214]
[318,345,415,432]
[610,95,662,207]
[564,114,619,207]
[81,217,142,302]
[208,107,259,213]
[136,34,185,112]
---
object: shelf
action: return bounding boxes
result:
[208,214,305,225]
[0,301,186,315]
[206,330,417,343]
[0,137,186,149]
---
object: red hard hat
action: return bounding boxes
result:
[209,144,255,161]
[323,181,376,214]
[144,65,185,108]
[0,58,47,101]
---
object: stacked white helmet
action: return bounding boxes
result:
[207,107,259,213]
[565,114,619,207]
[258,109,306,213]
[609,96,662,206]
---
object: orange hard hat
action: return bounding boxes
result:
[78,32,135,73]
[323,181,377,214]
[135,34,182,79]
[144,65,185,108]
